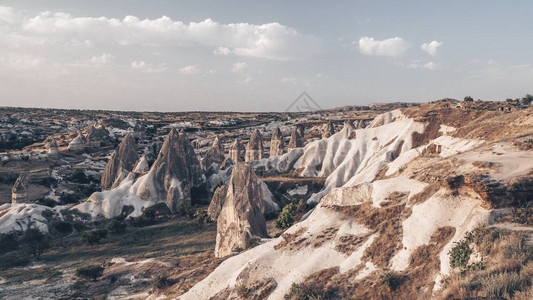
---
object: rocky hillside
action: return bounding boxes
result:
[182,103,533,299]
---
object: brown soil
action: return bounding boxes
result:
[335,233,372,256]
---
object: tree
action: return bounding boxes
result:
[521,94,533,106]
[53,221,73,245]
[76,265,104,281]
[464,96,474,102]
[22,228,50,260]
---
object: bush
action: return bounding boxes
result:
[464,96,474,102]
[521,94,533,106]
[176,202,195,219]
[76,265,104,281]
[449,240,471,268]
[52,221,73,243]
[0,232,20,253]
[22,228,49,260]
[381,271,402,290]
[195,211,210,227]
[81,228,108,245]
[130,207,157,227]
[283,282,328,300]
[108,218,127,234]
[275,200,303,230]
[150,274,170,291]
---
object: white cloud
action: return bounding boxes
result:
[406,61,438,70]
[231,62,247,72]
[14,9,320,60]
[91,53,113,65]
[0,6,16,23]
[358,36,410,56]
[421,41,443,56]
[214,46,230,56]
[281,77,297,84]
[131,60,168,73]
[179,65,200,74]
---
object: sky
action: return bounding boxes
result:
[0,0,532,112]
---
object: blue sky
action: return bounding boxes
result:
[1,1,532,111]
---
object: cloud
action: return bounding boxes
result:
[132,60,168,73]
[421,41,443,56]
[214,46,230,56]
[179,65,200,74]
[12,8,320,60]
[91,53,113,65]
[231,62,247,72]
[407,61,438,70]
[0,6,16,23]
[358,36,410,56]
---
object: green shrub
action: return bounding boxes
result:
[381,271,402,290]
[81,228,108,245]
[275,200,303,230]
[0,232,20,253]
[176,202,195,219]
[76,265,104,281]
[108,218,127,234]
[283,282,328,300]
[22,228,49,260]
[449,240,471,268]
[195,211,210,226]
[130,207,157,227]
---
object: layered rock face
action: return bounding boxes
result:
[215,163,268,258]
[48,139,59,158]
[101,134,138,190]
[11,174,29,204]
[229,139,241,162]
[245,129,263,161]
[146,129,204,211]
[270,127,284,157]
[207,184,228,221]
[202,136,226,170]
[287,128,303,151]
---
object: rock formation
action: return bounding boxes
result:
[229,139,242,162]
[296,124,305,139]
[48,139,59,158]
[207,184,228,221]
[245,129,263,161]
[202,136,226,170]
[68,132,85,151]
[11,174,29,204]
[214,163,268,258]
[219,157,234,170]
[101,134,138,190]
[287,128,303,151]
[132,155,149,173]
[144,129,204,211]
[86,125,109,148]
[269,127,284,157]
[322,121,335,138]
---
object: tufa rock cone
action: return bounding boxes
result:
[229,139,242,162]
[245,129,263,161]
[322,121,335,138]
[147,129,204,212]
[101,134,138,190]
[215,162,268,258]
[269,127,284,157]
[207,184,228,221]
[287,128,303,151]
[202,136,226,170]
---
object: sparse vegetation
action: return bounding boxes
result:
[76,265,104,281]
[380,271,402,290]
[150,274,171,291]
[449,240,471,269]
[22,228,50,260]
[81,228,108,245]
[283,282,328,300]
[108,218,127,234]
[464,96,474,102]
[275,199,303,230]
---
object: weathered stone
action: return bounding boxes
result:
[48,139,59,158]
[215,162,268,258]
[245,129,263,161]
[322,121,335,138]
[202,136,225,170]
[101,134,138,190]
[68,132,86,151]
[144,129,204,212]
[287,128,303,151]
[229,139,242,162]
[12,174,29,204]
[207,184,228,221]
[270,127,284,157]
[86,125,109,148]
